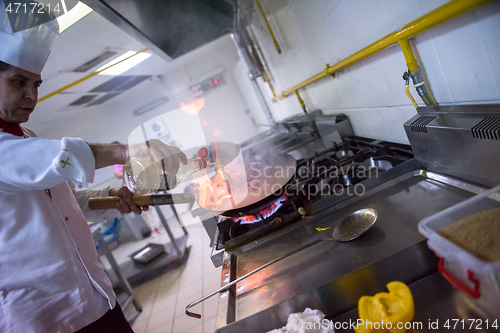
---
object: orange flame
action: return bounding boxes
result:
[192,143,235,210]
[193,169,233,209]
[180,98,204,114]
[238,195,286,224]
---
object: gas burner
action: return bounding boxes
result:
[230,194,288,224]
[334,147,361,164]
[216,194,299,250]
[310,156,338,178]
[208,136,414,252]
[359,157,395,178]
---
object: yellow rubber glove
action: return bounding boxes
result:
[355,281,414,333]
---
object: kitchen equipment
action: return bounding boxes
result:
[89,152,296,217]
[130,243,166,264]
[404,104,500,187]
[207,136,413,263]
[123,154,208,195]
[85,0,233,60]
[193,151,297,213]
[332,208,377,241]
[193,106,500,333]
[185,208,379,318]
[122,142,239,195]
[418,184,500,319]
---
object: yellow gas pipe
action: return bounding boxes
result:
[262,72,277,99]
[399,39,419,108]
[274,0,492,100]
[255,0,281,54]
[398,39,419,74]
[295,90,307,113]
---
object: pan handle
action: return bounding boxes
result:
[185,238,335,319]
[88,193,195,210]
[88,195,151,210]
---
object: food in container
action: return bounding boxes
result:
[419,185,500,319]
[437,207,500,262]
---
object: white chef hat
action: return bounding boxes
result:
[0,1,59,75]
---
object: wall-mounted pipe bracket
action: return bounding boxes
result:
[325,64,335,76]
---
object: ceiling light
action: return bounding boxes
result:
[57,2,93,33]
[97,51,152,76]
[133,97,170,116]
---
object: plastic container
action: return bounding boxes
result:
[418,184,500,319]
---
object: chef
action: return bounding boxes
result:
[0,3,185,332]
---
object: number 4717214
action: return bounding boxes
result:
[5,2,63,15]
[444,319,498,330]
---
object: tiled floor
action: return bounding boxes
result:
[107,212,221,333]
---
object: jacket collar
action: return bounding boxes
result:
[0,118,24,137]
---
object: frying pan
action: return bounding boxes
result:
[89,151,297,216]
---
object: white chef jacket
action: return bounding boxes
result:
[0,127,118,333]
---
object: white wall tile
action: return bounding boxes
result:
[428,11,500,102]
[417,0,454,16]
[304,17,343,70]
[251,0,500,142]
[383,0,423,29]
[320,0,341,16]
[266,2,306,60]
[412,31,454,104]
[287,0,328,40]
[475,1,500,92]
[327,0,363,58]
[264,0,293,26]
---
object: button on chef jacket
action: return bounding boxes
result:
[0,127,120,333]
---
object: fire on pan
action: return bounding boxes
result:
[191,146,297,216]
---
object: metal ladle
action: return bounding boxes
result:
[185,208,378,318]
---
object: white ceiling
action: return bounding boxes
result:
[26,10,177,132]
[26,6,241,136]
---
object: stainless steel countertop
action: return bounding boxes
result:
[333,272,498,333]
[204,159,494,332]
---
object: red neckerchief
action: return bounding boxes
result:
[0,118,24,137]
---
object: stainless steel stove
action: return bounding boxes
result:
[213,136,414,254]
[188,106,499,333]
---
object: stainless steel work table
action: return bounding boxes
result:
[333,272,498,333]
[203,159,496,332]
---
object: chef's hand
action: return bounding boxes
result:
[129,139,188,175]
[109,186,149,215]
[148,139,188,174]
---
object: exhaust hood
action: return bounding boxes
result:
[83,0,234,60]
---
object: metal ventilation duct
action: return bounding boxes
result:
[83,0,234,60]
